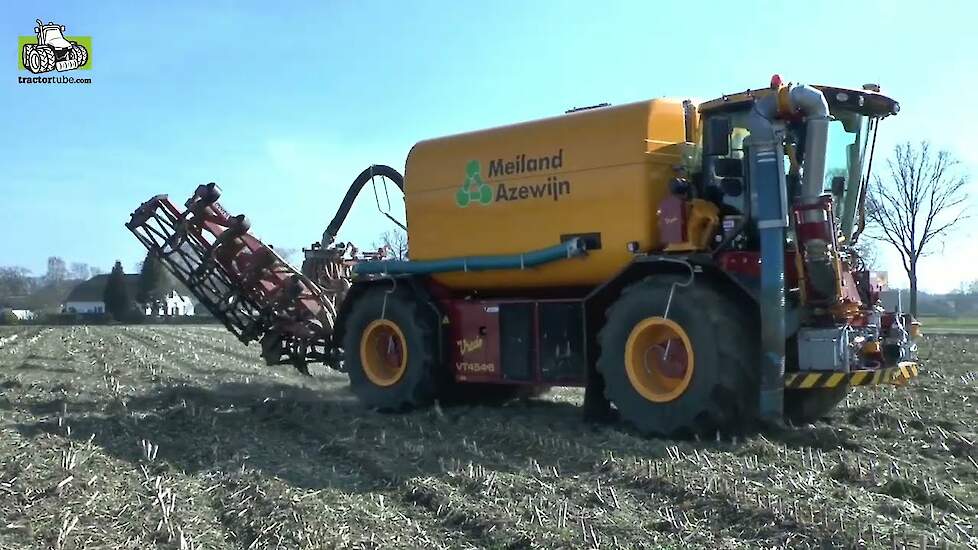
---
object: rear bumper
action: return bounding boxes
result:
[785,362,919,389]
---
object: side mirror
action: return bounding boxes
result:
[704,117,731,156]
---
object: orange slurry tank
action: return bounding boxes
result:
[404,99,688,291]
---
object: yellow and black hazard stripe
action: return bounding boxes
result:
[784,362,919,389]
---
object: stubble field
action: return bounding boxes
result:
[0,325,976,549]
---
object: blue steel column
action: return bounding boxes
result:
[748,126,789,424]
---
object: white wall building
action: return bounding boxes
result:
[63,274,196,317]
[0,308,35,320]
[144,290,195,316]
[62,274,125,314]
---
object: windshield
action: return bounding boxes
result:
[699,105,881,243]
[824,109,873,238]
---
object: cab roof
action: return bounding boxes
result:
[699,85,900,118]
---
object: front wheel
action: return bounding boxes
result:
[22,44,35,69]
[70,44,89,67]
[341,285,439,410]
[597,276,758,437]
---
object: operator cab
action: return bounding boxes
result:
[696,83,900,250]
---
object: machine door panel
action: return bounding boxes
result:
[448,302,501,382]
[499,302,534,382]
[538,302,587,383]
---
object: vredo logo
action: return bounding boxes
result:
[455,150,571,208]
[19,19,91,74]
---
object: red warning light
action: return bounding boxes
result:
[770,74,783,88]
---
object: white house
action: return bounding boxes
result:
[144,290,195,316]
[62,274,134,314]
[63,274,196,317]
[0,308,35,321]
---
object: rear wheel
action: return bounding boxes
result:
[342,285,439,410]
[784,384,850,425]
[597,276,758,437]
[70,44,89,67]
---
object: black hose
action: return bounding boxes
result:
[322,165,404,246]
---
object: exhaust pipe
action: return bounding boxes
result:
[787,85,831,204]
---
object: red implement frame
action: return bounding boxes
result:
[126,183,350,373]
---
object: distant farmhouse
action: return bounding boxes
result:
[145,289,195,316]
[63,274,196,316]
[0,307,35,321]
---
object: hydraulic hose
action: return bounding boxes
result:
[353,238,588,276]
[322,165,404,247]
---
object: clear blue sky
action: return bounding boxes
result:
[1,1,975,292]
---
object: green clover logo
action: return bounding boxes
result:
[456,160,493,207]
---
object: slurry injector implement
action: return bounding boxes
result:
[128,77,920,436]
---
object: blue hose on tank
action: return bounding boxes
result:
[353,238,587,276]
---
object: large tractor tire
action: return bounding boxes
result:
[784,384,850,425]
[70,44,89,67]
[341,285,439,410]
[597,276,758,437]
[22,44,35,70]
[26,46,55,74]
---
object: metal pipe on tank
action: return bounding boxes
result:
[353,237,587,276]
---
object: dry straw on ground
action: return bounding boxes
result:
[0,325,975,549]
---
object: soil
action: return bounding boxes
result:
[0,325,975,549]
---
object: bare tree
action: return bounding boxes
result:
[850,239,880,271]
[69,262,90,281]
[45,256,67,284]
[952,280,978,295]
[865,141,970,316]
[374,229,409,260]
[0,267,32,298]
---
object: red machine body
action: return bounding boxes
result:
[126,183,349,371]
[442,298,588,387]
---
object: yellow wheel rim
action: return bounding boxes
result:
[624,317,695,403]
[360,320,408,387]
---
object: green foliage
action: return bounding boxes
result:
[0,310,19,325]
[103,261,132,322]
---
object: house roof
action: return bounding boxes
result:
[64,274,141,303]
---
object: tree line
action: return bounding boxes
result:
[1,250,189,324]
